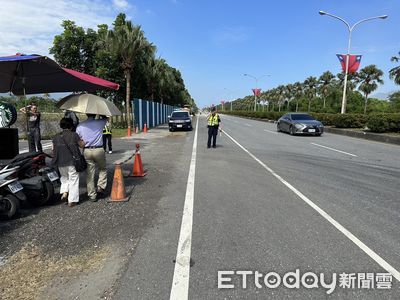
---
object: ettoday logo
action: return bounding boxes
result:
[218,270,337,294]
[217,270,394,294]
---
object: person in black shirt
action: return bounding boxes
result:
[20,103,42,152]
[52,118,85,207]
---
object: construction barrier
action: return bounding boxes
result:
[133,99,178,131]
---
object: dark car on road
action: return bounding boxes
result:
[277,113,324,136]
[168,110,192,132]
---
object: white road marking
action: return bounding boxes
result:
[311,142,357,157]
[19,142,53,154]
[264,129,278,134]
[222,129,400,282]
[170,116,199,300]
[244,123,252,127]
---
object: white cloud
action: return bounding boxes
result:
[0,0,135,57]
[212,26,249,46]
[113,0,129,9]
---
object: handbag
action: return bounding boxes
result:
[60,134,87,172]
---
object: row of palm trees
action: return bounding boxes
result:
[51,14,194,130]
[97,17,194,130]
[231,65,384,114]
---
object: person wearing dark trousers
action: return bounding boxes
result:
[102,118,112,154]
[207,106,221,148]
[20,103,42,152]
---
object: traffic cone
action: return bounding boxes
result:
[130,144,147,177]
[108,163,130,202]
[127,126,131,137]
[143,123,148,133]
[135,124,139,134]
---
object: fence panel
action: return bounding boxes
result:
[133,99,177,130]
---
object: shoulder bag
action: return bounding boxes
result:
[60,134,87,172]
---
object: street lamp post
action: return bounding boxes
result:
[244,74,270,112]
[224,87,237,111]
[319,11,387,114]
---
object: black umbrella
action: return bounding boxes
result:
[0,53,119,95]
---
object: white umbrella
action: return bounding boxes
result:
[57,93,122,116]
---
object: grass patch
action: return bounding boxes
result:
[0,244,109,300]
[112,128,128,138]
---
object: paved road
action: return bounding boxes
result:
[112,115,400,299]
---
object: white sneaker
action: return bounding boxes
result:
[109,151,113,154]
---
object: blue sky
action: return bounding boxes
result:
[1,0,400,108]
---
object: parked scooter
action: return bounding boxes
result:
[0,165,26,218]
[0,151,59,206]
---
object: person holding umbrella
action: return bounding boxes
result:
[20,102,43,152]
[57,93,122,202]
[76,114,107,202]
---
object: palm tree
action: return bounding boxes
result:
[337,72,358,92]
[318,71,334,109]
[285,84,294,110]
[293,82,303,112]
[303,76,318,112]
[276,85,286,112]
[356,65,384,114]
[103,20,155,132]
[389,52,400,85]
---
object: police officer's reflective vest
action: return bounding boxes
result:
[208,114,220,127]
[103,123,112,134]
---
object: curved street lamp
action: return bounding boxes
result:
[319,11,387,114]
[244,73,271,111]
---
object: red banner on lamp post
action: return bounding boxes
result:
[252,88,261,96]
[337,54,362,74]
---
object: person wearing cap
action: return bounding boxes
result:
[76,114,107,202]
[207,106,221,148]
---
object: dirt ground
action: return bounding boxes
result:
[0,127,187,299]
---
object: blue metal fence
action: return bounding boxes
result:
[133,99,176,131]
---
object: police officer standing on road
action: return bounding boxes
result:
[207,106,221,148]
[102,117,113,154]
[20,102,42,152]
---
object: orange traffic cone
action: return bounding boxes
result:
[143,123,148,133]
[108,164,130,202]
[135,124,139,134]
[127,126,131,137]
[130,144,147,177]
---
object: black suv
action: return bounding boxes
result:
[168,111,192,131]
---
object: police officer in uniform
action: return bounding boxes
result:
[102,117,113,154]
[207,106,221,148]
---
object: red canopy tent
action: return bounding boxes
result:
[0,54,119,95]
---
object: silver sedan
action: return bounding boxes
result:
[277,113,324,136]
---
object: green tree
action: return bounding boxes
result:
[101,14,155,130]
[50,20,97,73]
[389,52,400,85]
[303,76,318,112]
[292,82,303,112]
[388,91,400,112]
[318,71,335,109]
[356,65,384,114]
